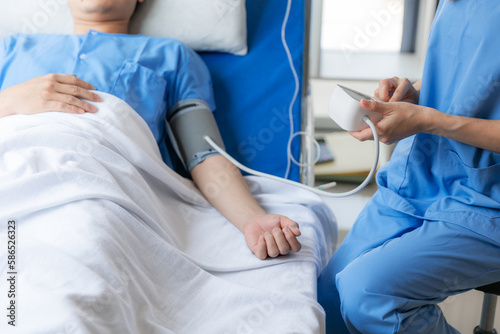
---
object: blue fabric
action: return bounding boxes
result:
[318,0,500,332]
[0,30,215,175]
[379,0,500,233]
[318,192,500,334]
[200,0,305,181]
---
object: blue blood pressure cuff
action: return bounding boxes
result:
[166,99,225,172]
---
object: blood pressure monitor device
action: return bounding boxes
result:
[328,84,383,131]
[167,99,225,172]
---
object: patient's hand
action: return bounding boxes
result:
[243,214,301,260]
[0,73,101,118]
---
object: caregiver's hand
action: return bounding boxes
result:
[350,99,434,144]
[375,77,419,104]
[0,73,101,118]
[243,214,301,260]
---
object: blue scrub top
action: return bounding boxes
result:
[377,0,500,239]
[0,30,216,173]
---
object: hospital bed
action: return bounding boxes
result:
[0,1,336,333]
[200,0,314,184]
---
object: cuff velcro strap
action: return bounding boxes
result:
[167,99,225,172]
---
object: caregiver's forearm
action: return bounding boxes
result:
[190,155,267,231]
[424,108,500,153]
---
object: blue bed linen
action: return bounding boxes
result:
[200,0,306,181]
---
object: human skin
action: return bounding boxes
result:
[350,77,500,154]
[0,0,302,259]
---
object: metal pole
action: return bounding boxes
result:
[480,294,498,332]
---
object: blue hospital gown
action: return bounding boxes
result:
[318,1,500,333]
[0,30,216,174]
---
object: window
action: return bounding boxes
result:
[309,0,438,81]
[322,0,405,53]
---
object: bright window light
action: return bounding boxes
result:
[321,0,405,53]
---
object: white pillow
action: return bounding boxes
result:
[131,0,248,55]
[0,0,247,55]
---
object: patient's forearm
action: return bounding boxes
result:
[191,155,267,231]
[0,91,14,118]
[0,110,12,118]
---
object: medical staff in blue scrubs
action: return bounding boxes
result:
[0,0,303,261]
[318,0,500,333]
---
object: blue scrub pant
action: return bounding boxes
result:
[318,191,500,334]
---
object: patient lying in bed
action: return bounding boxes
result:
[0,1,337,332]
[0,0,302,260]
[0,90,334,333]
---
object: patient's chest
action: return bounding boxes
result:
[0,31,180,141]
[0,30,214,173]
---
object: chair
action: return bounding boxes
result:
[474,282,500,334]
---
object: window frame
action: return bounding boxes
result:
[309,0,438,81]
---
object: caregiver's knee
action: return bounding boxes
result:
[336,269,394,332]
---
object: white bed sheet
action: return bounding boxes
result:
[0,92,337,334]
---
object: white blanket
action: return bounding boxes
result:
[0,92,337,334]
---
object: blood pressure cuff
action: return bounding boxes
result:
[167,99,225,172]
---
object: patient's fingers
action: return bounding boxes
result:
[245,214,303,259]
[52,75,101,102]
[46,92,98,114]
[272,227,291,255]
[55,82,101,103]
[37,74,101,114]
[283,227,302,253]
[279,216,301,236]
[253,236,267,260]
[40,74,101,113]
[51,73,96,91]
[0,73,102,117]
[41,100,85,114]
[264,232,280,258]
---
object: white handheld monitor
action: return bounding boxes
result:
[328,84,383,131]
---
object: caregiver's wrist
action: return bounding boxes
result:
[421,107,448,135]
